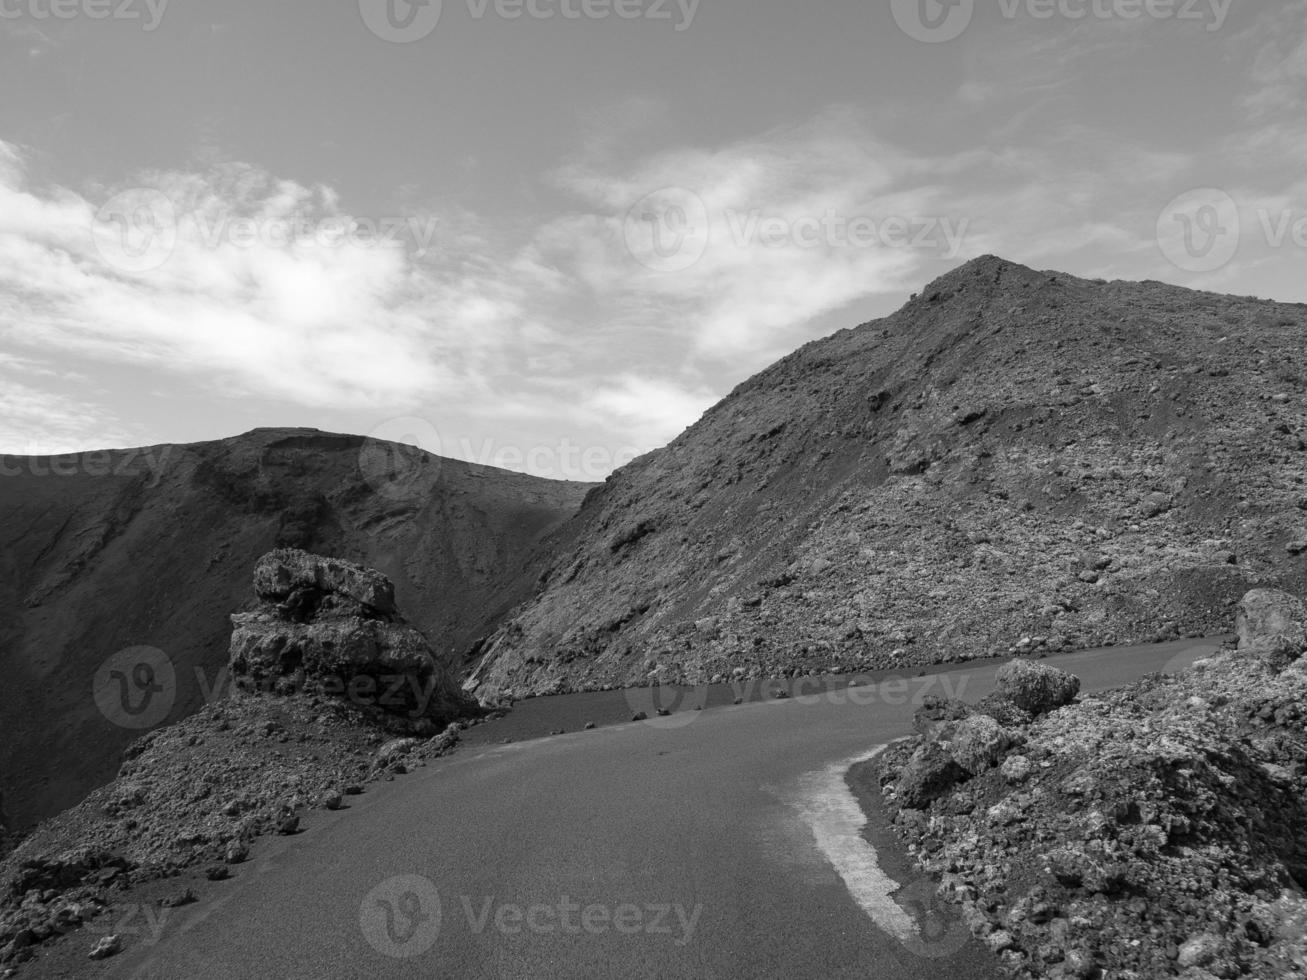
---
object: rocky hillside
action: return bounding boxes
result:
[0,428,588,830]
[469,256,1307,701]
[0,551,479,972]
[874,589,1307,979]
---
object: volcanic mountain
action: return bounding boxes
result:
[0,428,589,830]
[468,256,1307,700]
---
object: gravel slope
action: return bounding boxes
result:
[470,256,1307,701]
[875,591,1307,979]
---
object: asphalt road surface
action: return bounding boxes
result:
[107,638,1223,980]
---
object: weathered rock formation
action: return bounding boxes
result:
[230,550,476,733]
[1237,588,1307,668]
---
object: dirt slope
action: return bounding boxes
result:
[469,256,1307,700]
[0,428,589,830]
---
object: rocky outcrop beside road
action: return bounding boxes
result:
[0,552,481,970]
[230,550,478,733]
[876,591,1307,978]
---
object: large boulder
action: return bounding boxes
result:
[1236,589,1307,670]
[948,714,1014,775]
[996,660,1081,715]
[231,616,437,691]
[912,695,973,737]
[252,549,396,615]
[230,551,473,733]
[974,692,1031,728]
[895,741,969,810]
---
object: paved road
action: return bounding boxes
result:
[108,639,1221,980]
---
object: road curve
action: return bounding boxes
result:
[108,639,1222,980]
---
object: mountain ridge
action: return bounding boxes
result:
[468,256,1307,699]
[0,427,590,830]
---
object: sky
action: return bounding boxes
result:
[1,0,1305,480]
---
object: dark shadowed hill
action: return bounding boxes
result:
[468,256,1307,700]
[0,428,589,830]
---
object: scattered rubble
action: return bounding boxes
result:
[876,589,1307,978]
[0,552,476,970]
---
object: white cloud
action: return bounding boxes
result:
[542,109,971,365]
[0,143,732,462]
[1239,1,1307,118]
[0,157,509,410]
[583,375,717,451]
[0,366,136,454]
[4,34,1307,470]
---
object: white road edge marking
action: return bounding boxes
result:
[791,741,919,943]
